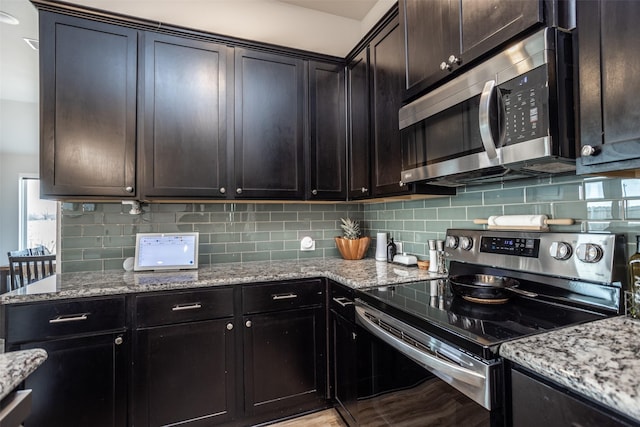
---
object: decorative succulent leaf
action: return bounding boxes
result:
[340,217,361,240]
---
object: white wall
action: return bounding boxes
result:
[0,99,39,261]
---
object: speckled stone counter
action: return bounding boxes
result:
[500,316,640,422]
[0,349,47,401]
[0,258,443,304]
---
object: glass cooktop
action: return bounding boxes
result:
[356,279,606,359]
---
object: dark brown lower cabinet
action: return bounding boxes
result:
[511,366,636,427]
[133,319,236,426]
[21,333,128,427]
[242,279,327,425]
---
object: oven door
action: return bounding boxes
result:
[352,301,503,427]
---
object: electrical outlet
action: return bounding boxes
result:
[395,241,403,254]
[300,236,315,251]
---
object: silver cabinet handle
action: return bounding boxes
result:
[332,296,354,307]
[125,186,134,193]
[272,293,298,300]
[219,187,226,194]
[448,54,460,65]
[361,187,368,193]
[236,188,243,194]
[171,303,202,311]
[49,313,89,324]
[311,189,318,195]
[226,323,234,331]
[114,336,123,345]
[479,80,499,160]
[245,320,252,328]
[440,61,450,71]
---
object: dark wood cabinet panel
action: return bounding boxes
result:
[400,0,544,100]
[347,50,371,200]
[401,0,459,99]
[308,61,347,200]
[141,33,229,199]
[134,319,236,426]
[21,333,128,427]
[243,307,326,422]
[511,367,634,427]
[576,0,640,174]
[234,49,306,199]
[370,17,409,197]
[39,12,137,198]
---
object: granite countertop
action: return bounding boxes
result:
[0,258,443,304]
[500,316,640,422]
[0,349,47,401]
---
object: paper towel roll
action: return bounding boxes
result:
[375,232,387,261]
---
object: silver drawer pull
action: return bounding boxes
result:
[272,293,298,301]
[49,313,89,324]
[172,303,202,311]
[332,297,354,307]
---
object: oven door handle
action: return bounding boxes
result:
[355,306,485,388]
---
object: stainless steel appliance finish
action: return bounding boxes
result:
[399,28,576,186]
[355,302,500,410]
[354,229,626,427]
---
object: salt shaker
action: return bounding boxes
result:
[428,240,438,272]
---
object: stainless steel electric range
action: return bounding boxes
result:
[351,229,627,427]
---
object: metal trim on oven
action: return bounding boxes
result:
[355,300,499,410]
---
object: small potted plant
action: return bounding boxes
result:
[335,218,371,260]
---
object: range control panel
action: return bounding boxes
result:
[445,229,625,284]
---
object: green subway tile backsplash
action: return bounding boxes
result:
[59,176,640,272]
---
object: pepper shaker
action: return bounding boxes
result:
[436,239,447,275]
[428,240,438,272]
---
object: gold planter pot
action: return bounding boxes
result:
[334,236,371,260]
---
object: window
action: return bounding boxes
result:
[19,175,57,253]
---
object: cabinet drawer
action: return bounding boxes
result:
[136,287,234,328]
[243,279,323,314]
[5,296,126,344]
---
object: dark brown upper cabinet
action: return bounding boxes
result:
[307,61,347,201]
[347,50,372,200]
[576,0,640,175]
[140,33,230,199]
[233,49,306,200]
[39,12,138,199]
[400,0,546,101]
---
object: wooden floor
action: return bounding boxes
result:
[268,409,347,427]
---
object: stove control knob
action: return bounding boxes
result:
[549,241,572,260]
[446,235,459,249]
[576,243,604,263]
[459,236,473,251]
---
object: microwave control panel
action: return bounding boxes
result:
[500,65,549,145]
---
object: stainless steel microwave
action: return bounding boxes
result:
[399,28,576,187]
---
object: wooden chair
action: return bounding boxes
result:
[6,254,56,292]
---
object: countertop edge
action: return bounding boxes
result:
[0,348,48,401]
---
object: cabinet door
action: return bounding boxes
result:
[134,319,236,426]
[347,50,371,200]
[39,12,137,198]
[308,61,346,201]
[234,49,305,199]
[459,0,543,63]
[141,33,229,199]
[243,307,326,422]
[370,18,409,197]
[401,0,460,99]
[576,0,640,174]
[20,332,127,427]
[332,311,358,427]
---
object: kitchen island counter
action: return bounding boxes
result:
[0,348,47,401]
[0,258,442,304]
[500,315,640,423]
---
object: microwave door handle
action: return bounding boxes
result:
[479,80,498,160]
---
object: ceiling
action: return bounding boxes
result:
[0,0,396,106]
